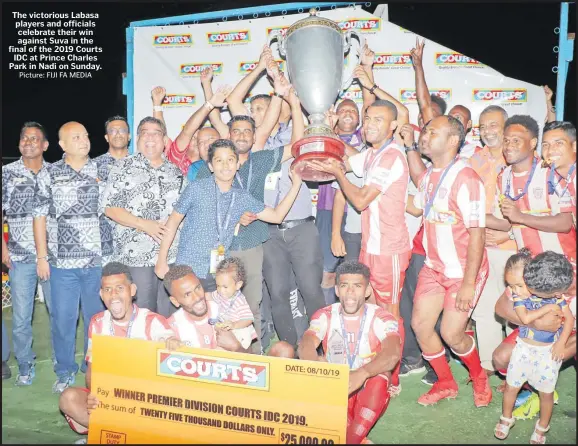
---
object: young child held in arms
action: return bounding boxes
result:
[209,257,257,349]
[495,250,575,444]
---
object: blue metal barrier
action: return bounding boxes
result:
[554,2,575,121]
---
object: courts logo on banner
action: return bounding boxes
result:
[157,351,270,391]
[239,60,285,73]
[152,34,193,47]
[374,53,412,70]
[266,26,289,39]
[399,89,452,103]
[338,18,381,32]
[472,89,527,105]
[435,52,484,69]
[180,63,223,77]
[339,86,363,104]
[163,94,196,107]
[207,30,250,45]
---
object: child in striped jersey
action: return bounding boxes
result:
[210,258,257,349]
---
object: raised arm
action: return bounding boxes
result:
[253,63,286,150]
[359,44,376,120]
[543,85,556,124]
[410,38,435,125]
[174,85,233,152]
[281,87,304,163]
[151,86,167,128]
[227,45,272,117]
[331,189,347,257]
[398,124,426,187]
[200,67,229,138]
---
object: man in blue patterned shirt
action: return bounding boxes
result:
[94,116,130,182]
[2,122,53,386]
[33,121,112,394]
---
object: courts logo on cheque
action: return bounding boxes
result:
[473,89,527,103]
[338,18,381,32]
[163,95,196,107]
[158,351,270,391]
[180,63,223,77]
[374,53,412,69]
[399,89,451,103]
[153,34,192,47]
[207,30,250,44]
[239,60,284,73]
[435,52,484,69]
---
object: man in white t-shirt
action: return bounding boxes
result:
[58,262,176,437]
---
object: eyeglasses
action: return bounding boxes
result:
[139,130,164,139]
[108,128,129,135]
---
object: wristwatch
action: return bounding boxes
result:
[369,84,378,94]
[153,105,163,112]
[273,92,284,98]
[405,142,419,153]
[508,231,515,240]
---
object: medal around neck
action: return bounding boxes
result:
[269,8,364,182]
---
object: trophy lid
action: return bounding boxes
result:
[285,8,342,38]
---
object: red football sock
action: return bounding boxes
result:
[454,336,483,379]
[347,375,390,444]
[423,349,455,383]
[391,317,405,387]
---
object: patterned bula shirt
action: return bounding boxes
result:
[100,153,184,267]
[2,158,51,263]
[33,157,114,269]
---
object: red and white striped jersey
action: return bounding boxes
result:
[306,303,400,370]
[210,291,253,322]
[86,305,173,363]
[349,142,410,256]
[496,163,576,267]
[168,302,220,349]
[414,158,487,278]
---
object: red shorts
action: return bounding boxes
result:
[359,250,411,305]
[414,262,489,317]
[65,387,90,435]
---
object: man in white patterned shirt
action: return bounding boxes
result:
[2,122,53,386]
[102,117,184,319]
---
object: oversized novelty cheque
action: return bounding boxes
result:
[87,335,349,444]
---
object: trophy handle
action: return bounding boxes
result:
[340,30,365,92]
[269,30,286,58]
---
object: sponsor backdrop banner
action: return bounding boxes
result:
[132,6,546,210]
[87,335,348,444]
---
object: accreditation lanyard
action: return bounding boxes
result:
[235,155,253,192]
[548,163,575,197]
[423,158,458,219]
[215,181,236,245]
[339,305,368,370]
[505,157,537,201]
[363,138,393,183]
[109,305,137,338]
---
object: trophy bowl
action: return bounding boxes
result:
[270,9,363,182]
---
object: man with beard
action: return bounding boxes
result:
[94,116,130,182]
[33,122,113,393]
[102,117,185,318]
[2,122,53,386]
[194,72,303,354]
[163,264,251,353]
[299,261,401,444]
[466,105,517,377]
[58,262,175,438]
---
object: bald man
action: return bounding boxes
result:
[33,121,111,394]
